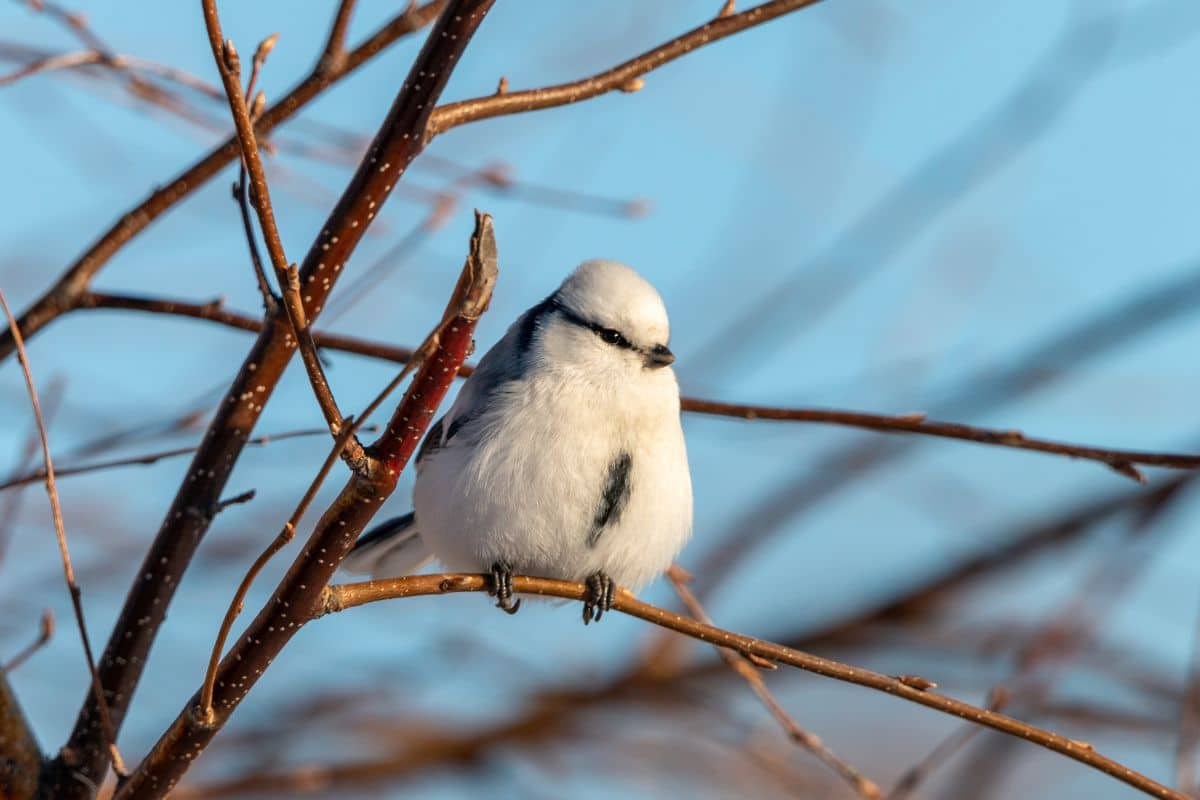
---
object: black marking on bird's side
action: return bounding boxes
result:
[588,452,632,548]
[351,511,416,554]
[415,417,444,464]
[515,293,558,361]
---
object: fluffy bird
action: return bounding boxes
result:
[343,260,692,623]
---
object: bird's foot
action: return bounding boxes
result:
[489,561,521,615]
[583,572,615,625]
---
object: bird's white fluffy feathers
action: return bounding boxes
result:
[346,259,693,592]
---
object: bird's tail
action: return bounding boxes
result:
[341,512,433,579]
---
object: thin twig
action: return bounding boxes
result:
[0,44,222,97]
[19,0,109,53]
[692,261,1200,603]
[73,290,1200,479]
[321,574,1185,800]
[235,34,279,309]
[0,374,64,566]
[0,288,127,778]
[115,208,497,800]
[5,0,223,138]
[197,422,360,721]
[203,7,352,452]
[198,299,453,720]
[43,5,454,794]
[1175,597,1200,793]
[163,540,1192,800]
[0,425,378,492]
[243,33,276,102]
[677,401,1200,482]
[427,0,824,137]
[0,0,449,364]
[667,566,882,798]
[234,174,276,310]
[0,49,105,86]
[3,609,56,673]
[320,0,358,72]
[886,687,1010,799]
[232,36,278,312]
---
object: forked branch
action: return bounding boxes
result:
[114,212,497,799]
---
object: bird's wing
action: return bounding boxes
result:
[342,511,432,578]
[418,294,555,464]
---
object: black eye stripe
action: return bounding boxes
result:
[550,299,635,350]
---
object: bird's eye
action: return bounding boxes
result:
[598,328,626,346]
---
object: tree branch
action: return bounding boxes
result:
[2,610,56,673]
[115,210,497,799]
[0,288,127,779]
[319,0,358,73]
[0,672,40,800]
[0,425,376,491]
[886,686,1009,799]
[667,566,882,798]
[202,2,360,462]
[320,574,1186,800]
[677,400,1200,481]
[73,291,1200,480]
[1176,599,1200,793]
[0,0,448,364]
[426,0,823,137]
[42,3,488,794]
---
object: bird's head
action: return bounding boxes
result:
[537,260,675,379]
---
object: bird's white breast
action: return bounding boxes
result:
[412,363,692,590]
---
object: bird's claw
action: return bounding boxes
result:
[489,561,521,615]
[583,572,615,625]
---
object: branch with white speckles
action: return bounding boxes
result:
[0,0,449,364]
[115,211,496,800]
[41,3,487,795]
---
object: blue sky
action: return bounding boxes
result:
[2,1,1200,797]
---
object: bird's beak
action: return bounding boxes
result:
[646,344,675,369]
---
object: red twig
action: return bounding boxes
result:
[115,211,497,799]
[196,423,360,722]
[42,5,463,794]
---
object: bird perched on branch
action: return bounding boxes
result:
[343,260,692,623]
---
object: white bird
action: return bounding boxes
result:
[343,260,693,623]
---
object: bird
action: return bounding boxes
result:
[342,259,693,623]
